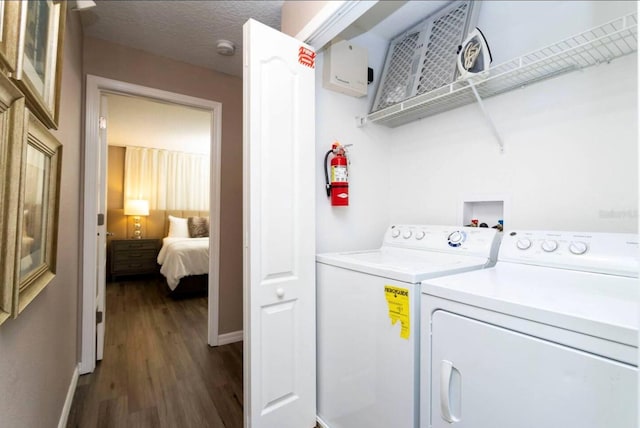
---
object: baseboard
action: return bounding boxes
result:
[58,364,80,428]
[217,330,243,345]
[316,416,329,428]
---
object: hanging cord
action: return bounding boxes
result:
[324,149,333,197]
[463,41,481,71]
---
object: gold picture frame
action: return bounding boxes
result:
[0,73,26,325]
[13,110,62,316]
[13,0,66,130]
[0,0,21,74]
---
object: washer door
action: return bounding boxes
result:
[430,310,637,428]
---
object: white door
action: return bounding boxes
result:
[430,311,637,428]
[96,95,108,360]
[243,19,316,428]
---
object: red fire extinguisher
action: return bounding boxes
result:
[324,142,349,206]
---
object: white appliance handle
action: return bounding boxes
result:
[440,360,461,423]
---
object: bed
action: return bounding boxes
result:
[157,237,209,290]
[106,209,211,293]
[156,214,210,295]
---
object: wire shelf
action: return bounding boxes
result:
[368,13,638,128]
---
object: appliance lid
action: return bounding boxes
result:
[422,262,639,348]
[317,247,491,283]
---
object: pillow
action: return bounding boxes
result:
[168,215,189,238]
[188,216,209,238]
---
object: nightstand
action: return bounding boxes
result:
[110,238,161,280]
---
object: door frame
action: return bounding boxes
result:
[80,75,223,374]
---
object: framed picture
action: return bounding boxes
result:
[13,0,66,130]
[13,110,62,316]
[0,0,21,74]
[0,73,27,325]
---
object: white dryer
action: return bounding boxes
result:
[316,225,501,428]
[420,230,639,428]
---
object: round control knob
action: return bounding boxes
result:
[415,231,426,240]
[516,238,532,250]
[569,241,588,255]
[403,230,412,239]
[541,240,558,252]
[448,231,463,243]
[276,288,285,298]
[447,231,466,247]
[391,229,400,238]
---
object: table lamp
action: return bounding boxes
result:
[124,199,149,239]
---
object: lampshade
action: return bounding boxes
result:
[124,199,149,216]
[72,0,97,11]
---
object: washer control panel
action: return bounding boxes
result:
[500,230,639,277]
[383,225,500,259]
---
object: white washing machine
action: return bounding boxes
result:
[316,225,501,428]
[420,230,639,428]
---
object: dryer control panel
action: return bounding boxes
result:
[384,225,501,260]
[499,230,639,278]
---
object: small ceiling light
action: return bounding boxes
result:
[216,40,236,56]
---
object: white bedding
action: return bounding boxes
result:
[157,237,209,290]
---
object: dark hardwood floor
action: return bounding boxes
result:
[67,276,243,428]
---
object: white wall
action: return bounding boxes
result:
[315,0,638,254]
[315,31,392,253]
[388,1,638,233]
[479,1,636,64]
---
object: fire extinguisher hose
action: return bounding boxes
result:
[324,149,333,197]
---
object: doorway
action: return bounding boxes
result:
[80,76,222,374]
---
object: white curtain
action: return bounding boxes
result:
[124,146,209,210]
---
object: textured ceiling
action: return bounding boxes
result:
[81,0,284,77]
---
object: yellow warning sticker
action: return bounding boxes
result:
[384,285,410,339]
